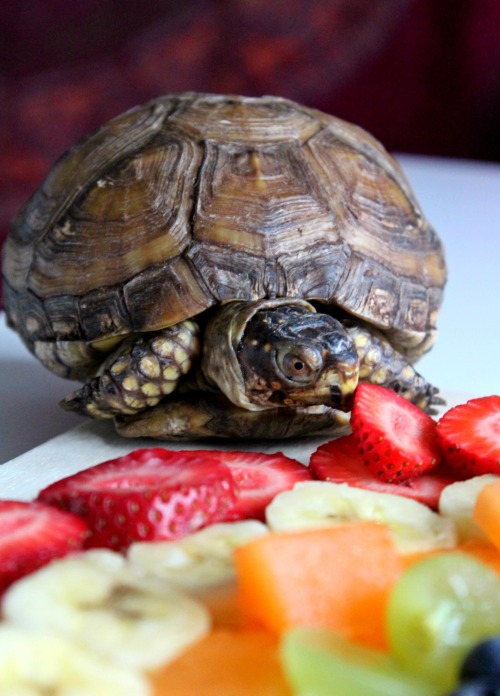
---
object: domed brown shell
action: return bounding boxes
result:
[2,93,446,379]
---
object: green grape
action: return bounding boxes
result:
[387,552,500,691]
[280,628,439,696]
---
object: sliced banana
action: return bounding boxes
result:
[128,520,269,590]
[439,474,500,542]
[266,481,457,554]
[0,624,149,696]
[2,548,210,671]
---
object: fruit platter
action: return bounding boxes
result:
[1,94,499,694]
[1,387,500,695]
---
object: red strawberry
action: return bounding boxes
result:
[37,448,238,551]
[0,500,89,593]
[436,395,500,478]
[350,383,442,483]
[309,434,455,509]
[201,450,312,521]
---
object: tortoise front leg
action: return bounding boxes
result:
[347,322,444,414]
[60,320,200,418]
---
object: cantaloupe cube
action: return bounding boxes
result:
[234,522,403,649]
[474,480,500,550]
[151,628,291,696]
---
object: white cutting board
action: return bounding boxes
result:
[0,391,469,501]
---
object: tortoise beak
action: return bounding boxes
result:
[332,385,355,412]
[327,361,359,412]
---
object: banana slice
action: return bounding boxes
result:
[2,548,210,671]
[266,481,457,554]
[128,520,269,590]
[0,624,149,696]
[439,474,500,542]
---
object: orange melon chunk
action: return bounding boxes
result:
[195,582,242,629]
[459,540,500,575]
[474,480,500,549]
[234,522,403,650]
[151,628,292,696]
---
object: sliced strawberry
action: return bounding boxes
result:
[0,500,89,593]
[201,450,312,521]
[309,434,456,509]
[350,383,442,483]
[436,395,500,478]
[37,448,238,551]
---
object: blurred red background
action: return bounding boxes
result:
[1,0,499,272]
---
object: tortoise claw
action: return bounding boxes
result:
[415,384,446,416]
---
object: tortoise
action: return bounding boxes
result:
[2,92,446,440]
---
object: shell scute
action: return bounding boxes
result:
[5,98,174,286]
[276,242,350,300]
[28,136,201,298]
[168,93,321,143]
[123,256,214,333]
[43,294,83,341]
[193,140,338,258]
[185,244,270,302]
[79,286,132,342]
[2,93,447,378]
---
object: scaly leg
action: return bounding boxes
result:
[60,320,200,418]
[347,322,443,413]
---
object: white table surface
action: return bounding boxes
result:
[1,154,499,473]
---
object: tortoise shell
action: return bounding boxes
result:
[2,93,446,379]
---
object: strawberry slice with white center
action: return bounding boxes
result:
[199,450,312,521]
[0,500,89,593]
[437,395,500,478]
[37,448,238,551]
[309,433,455,509]
[350,383,443,483]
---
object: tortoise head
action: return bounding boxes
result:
[238,304,359,411]
[201,299,359,412]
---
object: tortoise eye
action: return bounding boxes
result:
[284,356,306,375]
[277,347,322,383]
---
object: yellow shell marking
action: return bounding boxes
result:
[250,152,267,192]
[92,335,125,353]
